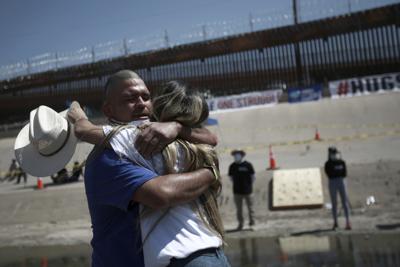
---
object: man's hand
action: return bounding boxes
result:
[67,101,88,123]
[66,101,104,144]
[135,121,182,158]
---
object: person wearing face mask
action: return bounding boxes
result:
[324,146,351,230]
[228,149,255,230]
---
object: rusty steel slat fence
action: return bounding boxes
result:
[0,4,399,121]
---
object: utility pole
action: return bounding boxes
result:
[292,0,299,24]
[292,0,303,86]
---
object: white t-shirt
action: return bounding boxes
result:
[103,124,222,267]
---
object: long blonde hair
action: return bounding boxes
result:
[151,81,224,239]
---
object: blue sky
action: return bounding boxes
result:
[0,0,397,67]
[0,0,289,66]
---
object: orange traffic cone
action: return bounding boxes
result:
[37,178,44,190]
[315,128,321,141]
[267,145,277,170]
[41,257,48,267]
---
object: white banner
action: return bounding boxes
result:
[329,72,400,98]
[207,89,282,112]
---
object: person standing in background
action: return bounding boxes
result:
[71,161,83,181]
[15,167,27,185]
[7,159,18,182]
[228,149,255,230]
[324,146,352,230]
[1,159,18,183]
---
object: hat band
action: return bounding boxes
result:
[39,122,71,157]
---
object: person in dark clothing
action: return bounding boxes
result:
[324,146,351,230]
[71,161,83,181]
[228,149,255,230]
[6,159,18,182]
[51,168,68,184]
[15,167,27,184]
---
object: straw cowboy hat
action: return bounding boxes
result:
[14,105,78,177]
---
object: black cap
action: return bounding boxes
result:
[231,149,246,156]
[328,146,338,154]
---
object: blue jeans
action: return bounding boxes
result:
[328,177,350,224]
[168,247,231,267]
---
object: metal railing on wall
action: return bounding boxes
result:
[0,0,397,81]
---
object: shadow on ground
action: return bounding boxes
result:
[376,223,400,230]
[12,180,84,190]
[290,228,334,236]
[225,228,254,234]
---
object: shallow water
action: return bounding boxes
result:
[0,234,399,267]
[225,233,400,267]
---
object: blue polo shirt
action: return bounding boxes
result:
[84,148,157,267]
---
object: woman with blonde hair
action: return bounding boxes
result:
[69,79,229,267]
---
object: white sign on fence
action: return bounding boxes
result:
[329,72,400,98]
[207,89,282,112]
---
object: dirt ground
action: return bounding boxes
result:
[0,92,399,247]
[0,160,399,247]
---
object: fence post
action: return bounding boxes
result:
[249,12,254,32]
[164,30,170,48]
[91,46,95,63]
[123,38,128,56]
[26,58,31,75]
[202,25,207,41]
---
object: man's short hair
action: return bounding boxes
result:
[104,70,141,100]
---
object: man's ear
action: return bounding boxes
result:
[102,102,113,118]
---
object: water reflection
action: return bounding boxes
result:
[225,234,400,267]
[237,238,259,266]
[0,245,91,267]
[0,234,399,266]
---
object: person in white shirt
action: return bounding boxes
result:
[68,70,229,267]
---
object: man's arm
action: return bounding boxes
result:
[67,101,105,145]
[248,163,256,183]
[343,161,347,178]
[73,119,105,144]
[135,121,218,158]
[324,162,329,176]
[133,168,215,209]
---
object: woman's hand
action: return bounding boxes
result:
[135,121,182,158]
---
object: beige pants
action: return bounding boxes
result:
[234,194,255,226]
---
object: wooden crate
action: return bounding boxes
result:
[272,168,324,209]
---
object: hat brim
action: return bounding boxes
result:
[231,150,245,156]
[14,110,78,177]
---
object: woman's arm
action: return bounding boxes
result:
[179,126,218,146]
[133,168,216,209]
[135,122,218,158]
[67,101,105,145]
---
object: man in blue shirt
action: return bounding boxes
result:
[85,148,215,266]
[74,70,219,267]
[85,149,154,266]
